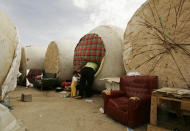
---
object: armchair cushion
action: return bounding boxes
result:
[108,96,129,112]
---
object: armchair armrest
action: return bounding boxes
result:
[127,97,151,127]
[102,90,125,113]
[102,90,125,102]
[128,99,142,110]
[128,96,150,110]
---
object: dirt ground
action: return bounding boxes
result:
[9,87,147,131]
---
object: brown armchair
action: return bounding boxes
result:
[102,76,158,127]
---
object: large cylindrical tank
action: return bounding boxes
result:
[123,0,190,89]
[0,10,17,89]
[19,46,46,85]
[77,25,125,91]
[24,45,47,69]
[2,34,21,99]
[44,40,76,80]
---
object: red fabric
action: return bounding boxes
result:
[73,33,105,72]
[102,76,158,127]
[61,82,71,87]
[36,75,42,80]
[27,69,43,84]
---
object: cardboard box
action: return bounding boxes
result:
[21,94,32,102]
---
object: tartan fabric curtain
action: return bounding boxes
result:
[73,33,105,72]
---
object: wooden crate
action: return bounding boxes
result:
[148,92,190,131]
[147,124,170,131]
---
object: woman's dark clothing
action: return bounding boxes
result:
[79,67,95,98]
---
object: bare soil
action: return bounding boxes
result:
[9,87,146,131]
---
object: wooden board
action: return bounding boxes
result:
[147,124,170,131]
[181,102,190,111]
[150,95,158,125]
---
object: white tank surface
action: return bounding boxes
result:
[0,10,17,91]
[19,47,26,82]
[44,40,77,80]
[1,33,21,99]
[23,45,47,70]
[123,0,190,89]
[88,25,125,91]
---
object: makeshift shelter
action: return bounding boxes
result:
[0,9,21,99]
[44,40,76,80]
[74,25,125,91]
[123,0,190,88]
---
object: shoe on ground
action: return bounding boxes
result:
[74,96,82,99]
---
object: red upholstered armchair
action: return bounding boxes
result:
[102,76,158,127]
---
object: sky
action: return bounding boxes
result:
[0,0,146,46]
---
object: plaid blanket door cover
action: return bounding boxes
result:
[73,33,106,72]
